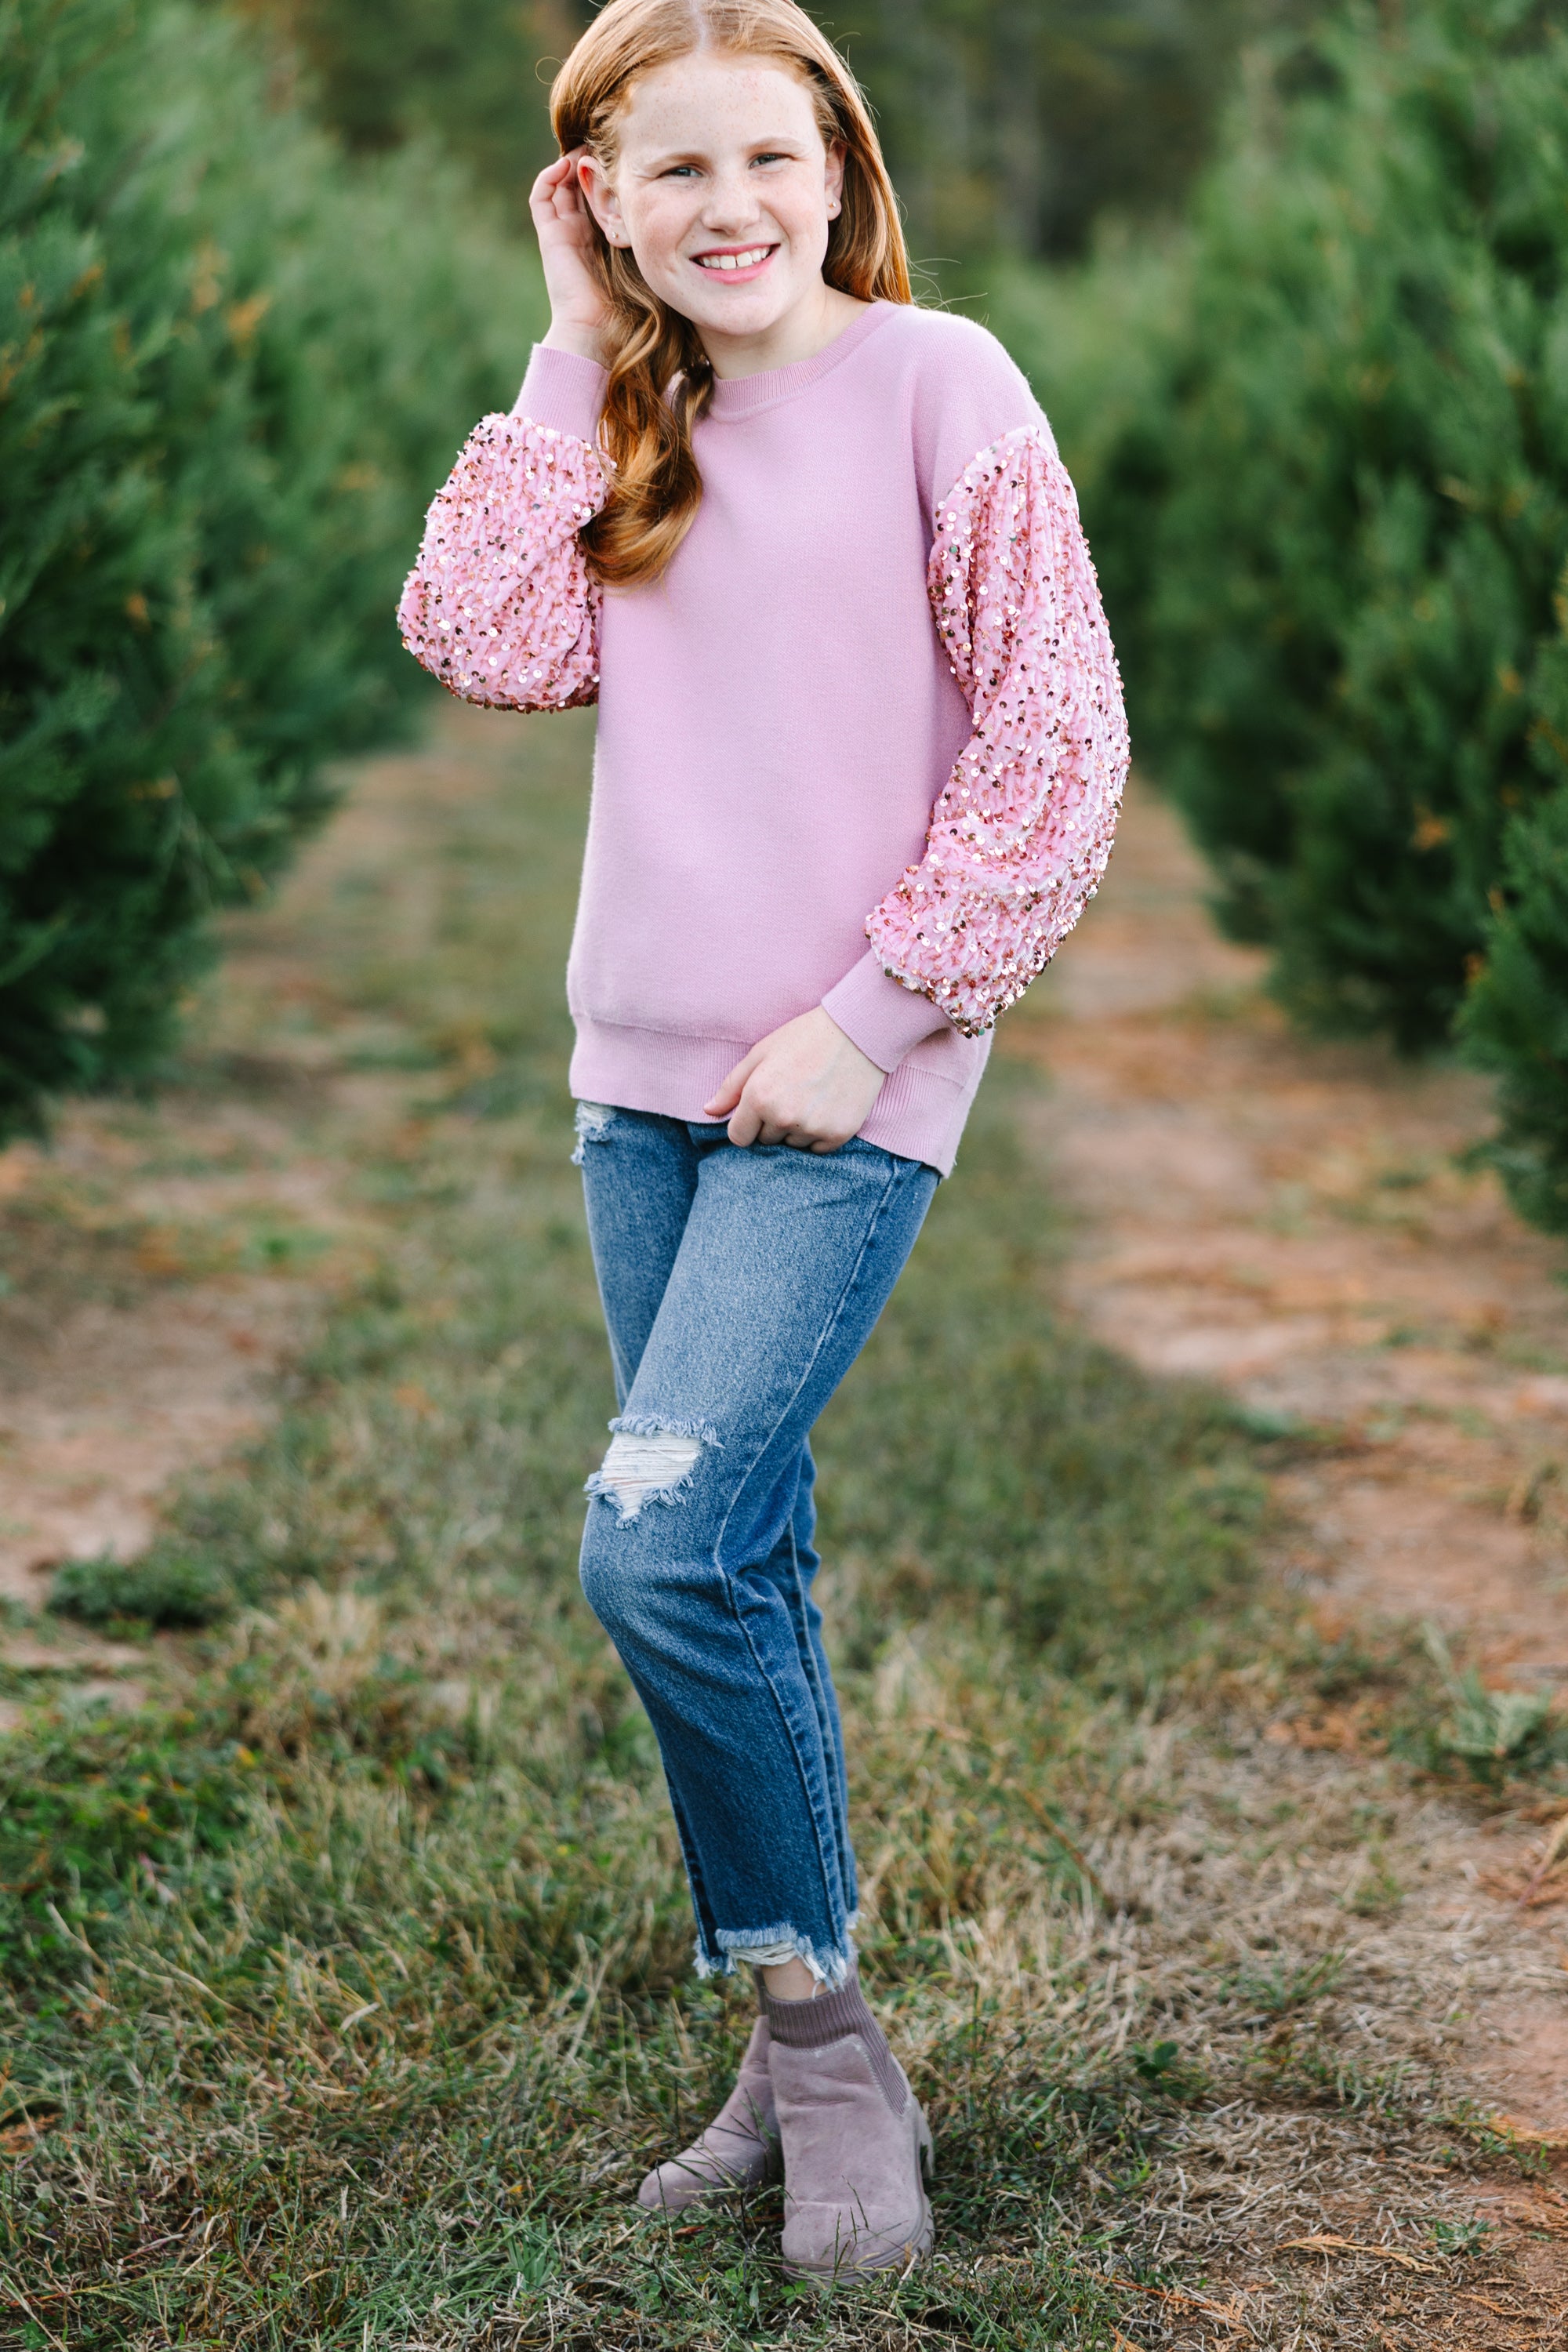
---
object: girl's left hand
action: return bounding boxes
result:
[705,1008,885,1152]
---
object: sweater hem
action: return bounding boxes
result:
[567,1015,980,1178]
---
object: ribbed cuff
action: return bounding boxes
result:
[821,949,953,1073]
[513,343,608,443]
[760,1968,909,2114]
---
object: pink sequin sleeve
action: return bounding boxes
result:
[865,425,1128,1035]
[396,413,606,712]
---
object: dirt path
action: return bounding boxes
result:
[1005,779,1568,2158]
[1006,779,1568,1670]
[0,731,469,1715]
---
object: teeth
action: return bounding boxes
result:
[697,247,771,270]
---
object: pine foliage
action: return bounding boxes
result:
[0,0,541,1135]
[1459,786,1568,1231]
[1134,0,1568,1045]
[1033,0,1568,1226]
[813,0,1268,263]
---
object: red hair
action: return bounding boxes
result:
[550,0,911,589]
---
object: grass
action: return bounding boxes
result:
[48,1551,236,1631]
[1,702,1562,2347]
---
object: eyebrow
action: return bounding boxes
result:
[633,133,812,167]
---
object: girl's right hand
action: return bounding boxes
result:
[531,152,612,366]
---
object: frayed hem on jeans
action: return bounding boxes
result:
[611,1412,722,1449]
[693,1923,856,1990]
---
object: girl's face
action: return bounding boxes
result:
[579,51,846,354]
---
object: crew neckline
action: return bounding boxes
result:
[705,300,894,419]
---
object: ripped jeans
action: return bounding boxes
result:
[574,1104,938,1987]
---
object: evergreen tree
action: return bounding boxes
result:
[820,0,1272,263]
[226,0,585,208]
[1112,0,1568,1059]
[230,0,1290,265]
[997,0,1568,1229]
[1460,788,1568,1232]
[0,0,541,1135]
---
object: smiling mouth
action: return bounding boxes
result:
[693,245,777,272]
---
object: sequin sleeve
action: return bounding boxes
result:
[396,412,606,712]
[864,425,1127,1036]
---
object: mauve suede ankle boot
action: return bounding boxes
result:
[636,2017,782,2213]
[761,1971,934,2281]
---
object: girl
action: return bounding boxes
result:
[399,0,1126,2281]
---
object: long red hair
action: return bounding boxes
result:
[550,0,911,589]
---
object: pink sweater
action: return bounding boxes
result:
[398,301,1127,1174]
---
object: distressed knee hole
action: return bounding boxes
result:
[570,1101,615,1165]
[587,1428,702,1523]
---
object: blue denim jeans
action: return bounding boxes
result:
[573,1104,938,1987]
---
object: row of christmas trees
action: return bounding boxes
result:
[1013,0,1568,1231]
[0,0,543,1131]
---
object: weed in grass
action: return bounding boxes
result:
[49,1547,235,1629]
[1127,2037,1207,2100]
[1275,1609,1568,1795]
[236,1220,336,1272]
[1418,1622,1562,1784]
[1426,2215,1494,2253]
[1439,2105,1553,2177]
[1222,1951,1346,2017]
[1343,1842,1404,1919]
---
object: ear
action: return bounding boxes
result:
[824,138,846,220]
[577,153,630,248]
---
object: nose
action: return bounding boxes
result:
[700,163,763,237]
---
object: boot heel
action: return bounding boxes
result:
[916,2107,935,2180]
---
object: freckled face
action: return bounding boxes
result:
[579,53,844,348]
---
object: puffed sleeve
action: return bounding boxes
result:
[397,349,610,713]
[862,425,1128,1035]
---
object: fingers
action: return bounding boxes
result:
[529,157,571,205]
[726,1094,764,1149]
[557,147,590,212]
[703,1049,759,1119]
[722,1069,792,1148]
[726,1087,848,1152]
[709,1014,871,1152]
[529,152,586,220]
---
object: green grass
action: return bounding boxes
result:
[0,701,1500,2347]
[49,1550,236,1631]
